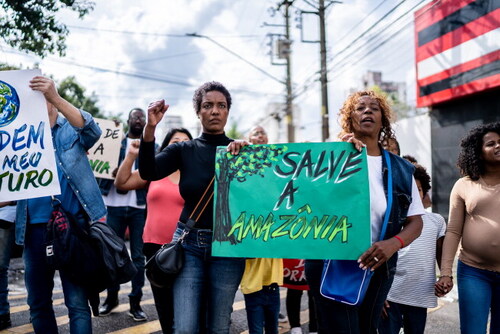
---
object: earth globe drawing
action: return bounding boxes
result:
[0,80,20,128]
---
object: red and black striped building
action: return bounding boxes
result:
[414,0,500,216]
[415,0,499,107]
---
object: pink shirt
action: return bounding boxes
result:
[143,177,184,245]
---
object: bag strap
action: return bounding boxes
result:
[378,150,393,241]
[184,176,215,229]
[50,195,61,207]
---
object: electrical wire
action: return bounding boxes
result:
[328,0,426,71]
[293,0,432,100]
[66,25,259,39]
[334,0,389,45]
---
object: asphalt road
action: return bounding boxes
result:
[1,257,461,334]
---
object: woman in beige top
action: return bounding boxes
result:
[435,121,500,334]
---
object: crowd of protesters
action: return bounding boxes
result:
[0,74,498,334]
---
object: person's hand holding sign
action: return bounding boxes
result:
[143,99,169,142]
[29,76,59,104]
[226,140,250,155]
[29,75,84,128]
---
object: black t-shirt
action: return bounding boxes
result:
[139,132,232,230]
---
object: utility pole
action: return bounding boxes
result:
[284,0,295,143]
[298,1,341,142]
[319,0,329,142]
[264,0,295,143]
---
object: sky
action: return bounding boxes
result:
[0,0,429,142]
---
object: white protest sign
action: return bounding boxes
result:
[0,69,61,201]
[88,118,123,179]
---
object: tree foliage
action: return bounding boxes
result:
[0,0,94,57]
[370,84,411,120]
[226,121,243,140]
[1,63,104,117]
[217,145,287,183]
[58,76,104,117]
[0,63,20,71]
[214,145,287,244]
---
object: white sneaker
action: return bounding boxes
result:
[278,313,288,323]
[290,327,303,334]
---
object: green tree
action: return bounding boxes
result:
[0,63,20,71]
[214,145,287,244]
[1,64,105,117]
[226,121,243,139]
[371,85,411,120]
[0,0,94,57]
[58,76,104,117]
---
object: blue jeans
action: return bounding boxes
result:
[172,224,245,334]
[457,260,500,334]
[24,224,91,334]
[0,221,15,316]
[244,284,280,334]
[106,206,145,298]
[378,301,427,334]
[305,259,395,334]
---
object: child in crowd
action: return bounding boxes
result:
[240,125,284,334]
[378,163,446,334]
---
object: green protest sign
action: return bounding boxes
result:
[212,142,371,260]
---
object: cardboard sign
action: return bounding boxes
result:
[88,118,123,179]
[212,142,371,260]
[0,69,61,201]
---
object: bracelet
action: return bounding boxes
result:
[439,275,453,279]
[394,235,405,248]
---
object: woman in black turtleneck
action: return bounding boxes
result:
[139,82,245,334]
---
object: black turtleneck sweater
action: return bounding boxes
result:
[139,132,232,230]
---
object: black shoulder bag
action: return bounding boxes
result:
[45,197,104,285]
[146,176,215,288]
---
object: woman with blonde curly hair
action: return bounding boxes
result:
[435,122,500,334]
[305,90,425,334]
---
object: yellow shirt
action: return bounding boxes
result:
[240,258,284,295]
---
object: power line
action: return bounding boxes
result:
[329,17,416,80]
[334,0,389,45]
[0,46,282,97]
[186,33,286,85]
[328,0,427,73]
[293,0,429,100]
[131,51,201,64]
[293,0,412,99]
[330,0,408,60]
[67,25,259,39]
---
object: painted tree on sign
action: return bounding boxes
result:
[214,144,287,244]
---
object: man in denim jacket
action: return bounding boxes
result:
[15,76,106,334]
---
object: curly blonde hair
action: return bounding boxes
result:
[337,90,395,144]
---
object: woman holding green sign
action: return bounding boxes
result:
[305,90,425,334]
[139,82,245,334]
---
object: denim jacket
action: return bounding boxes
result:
[15,110,107,245]
[381,149,415,270]
[97,136,147,206]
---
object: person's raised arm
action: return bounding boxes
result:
[29,76,84,128]
[115,140,148,191]
[143,99,168,142]
[139,100,171,181]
